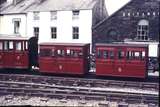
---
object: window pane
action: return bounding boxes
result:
[14,21,20,34]
[9,41,14,49]
[97,50,101,58]
[15,42,21,51]
[72,10,79,19]
[4,41,9,50]
[0,42,3,50]
[118,50,124,59]
[51,27,57,39]
[110,51,114,59]
[51,49,55,57]
[25,42,28,50]
[67,49,70,55]
[34,27,39,38]
[103,50,108,59]
[57,49,65,57]
[73,27,79,39]
[51,11,57,20]
[40,49,51,57]
[33,12,40,20]
[127,51,131,60]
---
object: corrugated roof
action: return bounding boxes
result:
[28,0,97,11]
[0,0,97,14]
[0,0,36,14]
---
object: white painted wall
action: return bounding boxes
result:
[27,10,92,45]
[0,14,27,37]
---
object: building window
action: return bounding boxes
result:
[128,12,130,16]
[51,27,57,39]
[51,11,57,20]
[137,20,149,41]
[33,11,40,20]
[72,27,79,39]
[107,29,117,41]
[147,12,150,16]
[34,27,39,38]
[153,12,156,16]
[122,12,125,17]
[72,10,79,20]
[136,12,139,16]
[142,13,145,17]
[14,21,20,34]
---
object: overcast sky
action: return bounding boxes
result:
[105,0,130,15]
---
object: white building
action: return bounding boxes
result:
[0,0,108,51]
[0,0,35,37]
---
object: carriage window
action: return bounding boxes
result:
[127,51,141,60]
[57,49,65,57]
[127,51,133,60]
[22,41,25,50]
[118,50,125,59]
[4,41,9,50]
[9,41,14,50]
[79,51,83,56]
[109,51,114,59]
[51,49,55,57]
[0,42,3,50]
[97,50,101,58]
[134,51,140,59]
[103,50,108,59]
[15,42,21,51]
[70,50,78,57]
[40,49,51,57]
[141,51,145,60]
[25,41,28,50]
[67,49,70,55]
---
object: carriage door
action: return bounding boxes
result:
[114,47,126,76]
[126,48,147,78]
[96,47,115,75]
[0,41,3,66]
[4,41,14,67]
[56,47,65,72]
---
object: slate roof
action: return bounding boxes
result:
[0,0,97,14]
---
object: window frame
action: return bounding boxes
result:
[50,11,57,20]
[34,27,39,38]
[33,11,40,20]
[72,27,79,39]
[51,27,57,39]
[72,10,79,20]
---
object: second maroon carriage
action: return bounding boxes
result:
[95,43,148,78]
[39,43,90,75]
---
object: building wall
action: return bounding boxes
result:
[27,10,92,45]
[0,14,27,37]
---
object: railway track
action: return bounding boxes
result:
[0,80,158,105]
[0,73,158,92]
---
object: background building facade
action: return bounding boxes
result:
[93,0,159,44]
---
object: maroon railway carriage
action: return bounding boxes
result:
[95,43,148,78]
[0,36,29,69]
[39,43,90,75]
